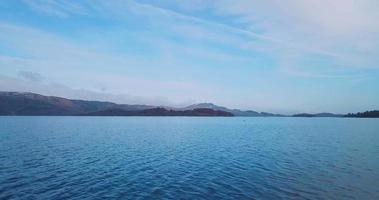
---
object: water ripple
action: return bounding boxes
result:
[0,117,379,199]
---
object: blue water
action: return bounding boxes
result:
[0,117,378,199]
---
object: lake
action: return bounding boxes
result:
[0,117,378,199]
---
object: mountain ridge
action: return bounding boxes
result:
[0,92,233,116]
[0,92,280,116]
[1,91,377,117]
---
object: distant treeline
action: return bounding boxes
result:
[345,110,379,118]
[83,108,234,117]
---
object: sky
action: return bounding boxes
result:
[0,0,378,114]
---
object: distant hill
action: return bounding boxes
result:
[292,113,343,117]
[182,103,283,117]
[3,91,372,118]
[0,92,155,116]
[84,108,233,117]
[292,113,315,117]
[314,113,344,117]
[0,92,232,116]
[345,110,379,118]
[182,103,228,111]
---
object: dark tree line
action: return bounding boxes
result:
[345,110,379,118]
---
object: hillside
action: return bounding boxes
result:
[0,92,154,116]
[0,92,232,116]
[183,103,282,117]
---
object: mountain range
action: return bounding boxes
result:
[0,92,153,116]
[0,92,281,116]
[83,108,233,117]
[0,91,377,117]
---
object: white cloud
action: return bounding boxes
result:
[0,21,220,105]
[215,0,379,35]
[213,0,379,67]
[1,0,378,112]
[20,0,379,67]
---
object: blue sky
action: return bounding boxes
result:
[0,0,378,113]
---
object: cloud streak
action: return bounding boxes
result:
[23,0,88,17]
[0,0,378,113]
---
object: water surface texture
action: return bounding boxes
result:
[0,117,378,199]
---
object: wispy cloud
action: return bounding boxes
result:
[115,0,379,80]
[213,0,379,66]
[0,21,219,105]
[23,0,88,17]
[0,0,378,113]
[22,0,344,59]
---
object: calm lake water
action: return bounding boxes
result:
[0,117,378,199]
